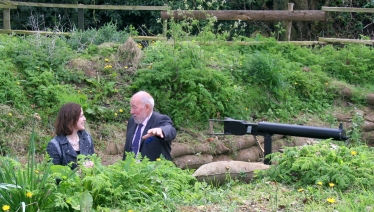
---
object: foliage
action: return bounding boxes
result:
[132,40,249,126]
[67,22,131,52]
[1,15,374,211]
[0,115,57,212]
[47,154,197,211]
[319,44,374,85]
[259,140,374,191]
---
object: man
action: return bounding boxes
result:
[123,91,176,161]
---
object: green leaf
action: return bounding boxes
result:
[80,190,93,212]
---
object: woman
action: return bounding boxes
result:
[46,103,94,169]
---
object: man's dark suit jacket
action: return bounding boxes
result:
[123,112,176,161]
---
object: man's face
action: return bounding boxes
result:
[130,97,148,124]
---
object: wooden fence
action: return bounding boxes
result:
[1,1,374,44]
[0,1,168,35]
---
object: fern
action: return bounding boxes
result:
[257,140,374,191]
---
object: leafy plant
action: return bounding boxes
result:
[67,22,130,52]
[49,154,196,211]
[259,140,374,191]
[0,114,56,212]
[132,40,249,126]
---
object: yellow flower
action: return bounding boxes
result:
[329,182,335,187]
[245,108,248,111]
[325,82,329,85]
[105,58,109,62]
[156,158,161,161]
[128,210,134,212]
[16,82,20,85]
[125,66,128,69]
[148,66,152,69]
[78,90,81,93]
[294,82,298,85]
[326,198,336,203]
[26,191,33,198]
[119,109,123,113]
[2,205,10,211]
[114,113,118,116]
[34,170,39,174]
[8,113,12,116]
[90,90,92,93]
[317,181,323,186]
[298,188,304,192]
[351,151,357,156]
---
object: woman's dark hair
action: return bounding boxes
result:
[54,103,82,135]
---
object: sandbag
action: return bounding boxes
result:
[224,135,257,151]
[234,146,262,162]
[213,154,232,162]
[193,161,269,185]
[171,139,230,158]
[173,154,213,170]
[171,142,195,158]
[194,139,230,155]
[367,93,374,106]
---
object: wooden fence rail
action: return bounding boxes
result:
[160,10,326,21]
[0,1,168,31]
[321,6,374,13]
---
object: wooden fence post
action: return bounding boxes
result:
[285,3,294,41]
[3,8,11,30]
[163,19,167,37]
[162,4,168,38]
[78,5,84,31]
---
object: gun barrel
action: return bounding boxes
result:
[258,122,348,140]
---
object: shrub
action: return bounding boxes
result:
[131,41,249,126]
[259,140,374,191]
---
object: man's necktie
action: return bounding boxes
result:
[131,124,143,155]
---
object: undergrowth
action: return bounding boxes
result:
[0,12,374,212]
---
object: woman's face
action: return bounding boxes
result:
[75,108,86,131]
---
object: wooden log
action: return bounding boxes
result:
[322,6,374,13]
[161,10,326,21]
[0,4,17,9]
[0,29,71,36]
[3,8,11,30]
[8,1,167,10]
[0,30,167,41]
[78,7,84,31]
[285,3,294,41]
[319,37,374,45]
[165,40,326,46]
[132,36,167,41]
